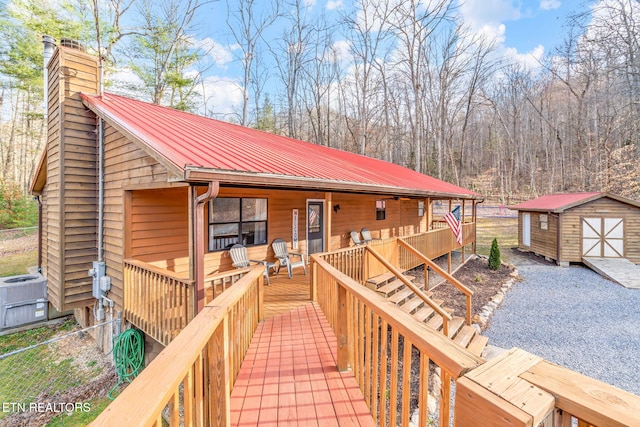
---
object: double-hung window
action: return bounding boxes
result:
[376,200,386,220]
[208,198,268,251]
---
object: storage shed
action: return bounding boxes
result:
[511,192,640,266]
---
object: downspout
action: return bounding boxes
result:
[97,52,104,261]
[40,36,55,275]
[190,181,219,314]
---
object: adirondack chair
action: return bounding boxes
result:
[229,244,275,285]
[360,228,374,243]
[350,230,364,245]
[271,238,307,279]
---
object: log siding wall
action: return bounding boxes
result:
[517,211,558,261]
[101,125,182,310]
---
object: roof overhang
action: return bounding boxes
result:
[183,167,484,200]
[83,92,484,202]
[510,192,640,213]
[29,149,48,194]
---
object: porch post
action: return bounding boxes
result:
[472,201,477,254]
[461,200,466,261]
[190,182,219,314]
[325,192,332,253]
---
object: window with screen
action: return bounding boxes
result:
[209,198,268,251]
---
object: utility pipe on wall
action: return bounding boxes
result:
[190,181,219,314]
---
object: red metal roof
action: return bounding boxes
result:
[511,192,604,212]
[82,92,481,198]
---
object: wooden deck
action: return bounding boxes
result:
[263,271,313,318]
[230,302,375,426]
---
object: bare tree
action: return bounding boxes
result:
[226,0,280,126]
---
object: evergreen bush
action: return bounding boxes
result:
[0,185,38,229]
[488,238,501,270]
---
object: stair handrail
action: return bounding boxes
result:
[398,239,474,325]
[364,245,452,337]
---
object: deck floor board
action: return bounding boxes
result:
[230,301,374,426]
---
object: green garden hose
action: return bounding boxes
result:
[108,328,145,400]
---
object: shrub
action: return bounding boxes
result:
[0,184,38,229]
[488,238,501,270]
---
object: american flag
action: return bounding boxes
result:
[443,206,462,245]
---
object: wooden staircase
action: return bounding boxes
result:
[367,273,488,357]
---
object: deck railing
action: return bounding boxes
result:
[125,259,253,345]
[455,347,640,427]
[90,266,264,427]
[398,239,474,325]
[312,255,483,427]
[400,222,475,269]
[316,232,474,333]
[124,259,196,346]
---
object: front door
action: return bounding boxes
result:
[582,217,624,257]
[307,201,324,256]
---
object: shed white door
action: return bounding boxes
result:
[581,217,624,257]
[522,213,531,246]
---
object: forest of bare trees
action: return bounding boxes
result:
[1,0,639,209]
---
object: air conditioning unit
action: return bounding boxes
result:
[0,274,48,330]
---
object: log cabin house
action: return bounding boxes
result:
[511,192,640,266]
[31,42,640,427]
[29,42,482,348]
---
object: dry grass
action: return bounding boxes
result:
[474,216,518,261]
[0,233,38,277]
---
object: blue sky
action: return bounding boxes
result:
[459,0,578,66]
[121,0,583,116]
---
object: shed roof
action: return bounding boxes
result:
[511,192,640,213]
[79,92,481,199]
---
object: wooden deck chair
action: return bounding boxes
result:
[350,230,364,245]
[229,244,274,285]
[360,228,374,243]
[271,238,307,279]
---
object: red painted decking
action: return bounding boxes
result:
[230,302,375,426]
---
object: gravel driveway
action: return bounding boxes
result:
[484,250,640,396]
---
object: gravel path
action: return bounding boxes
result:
[484,252,640,396]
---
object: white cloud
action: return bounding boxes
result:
[197,38,236,68]
[199,76,245,119]
[459,0,522,36]
[330,40,352,63]
[326,0,343,11]
[503,44,545,69]
[540,0,561,11]
[458,0,550,69]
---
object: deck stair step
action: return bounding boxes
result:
[367,271,412,289]
[454,325,478,349]
[467,335,489,357]
[399,292,433,314]
[426,313,444,330]
[413,306,435,323]
[387,284,424,305]
[375,274,490,357]
[446,317,466,339]
[372,275,415,296]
